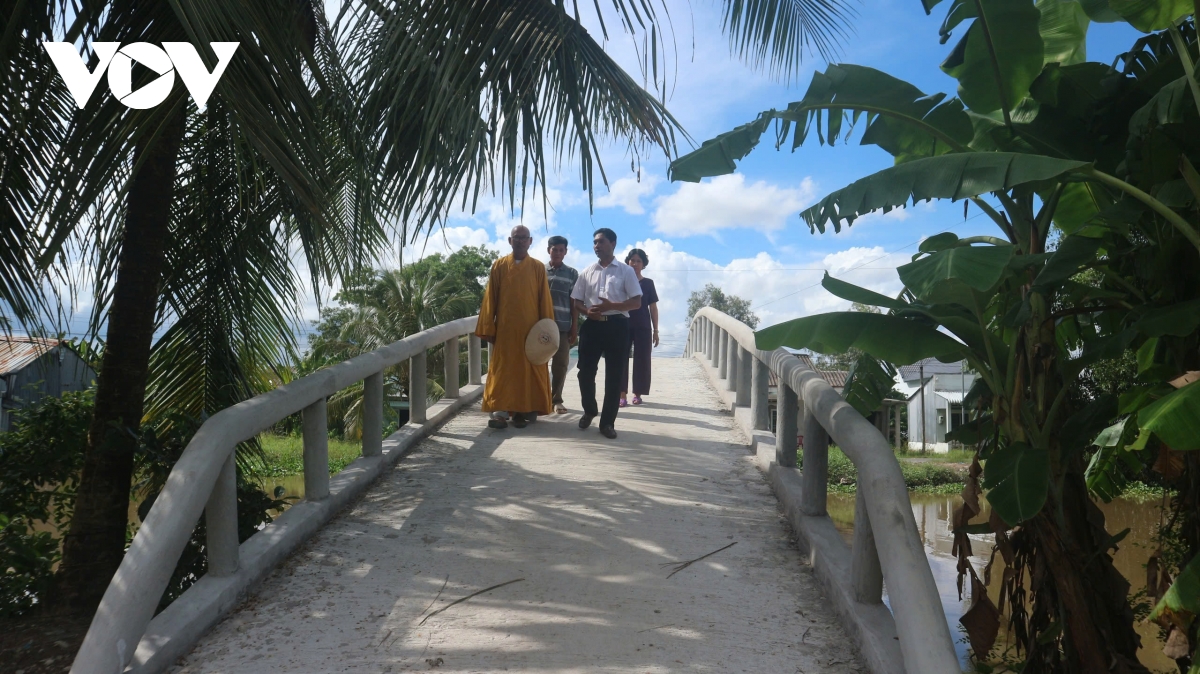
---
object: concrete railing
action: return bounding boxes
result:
[72,317,484,674]
[687,308,959,674]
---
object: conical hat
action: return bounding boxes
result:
[525,318,560,365]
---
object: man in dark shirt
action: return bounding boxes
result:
[545,236,578,414]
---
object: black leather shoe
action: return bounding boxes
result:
[578,412,596,429]
[488,418,508,429]
[599,425,617,439]
[512,413,528,429]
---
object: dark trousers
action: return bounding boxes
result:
[621,324,653,396]
[577,316,630,428]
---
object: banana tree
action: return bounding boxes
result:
[670,1,1200,670]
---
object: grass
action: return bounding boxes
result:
[801,445,969,495]
[251,434,365,477]
[895,446,977,464]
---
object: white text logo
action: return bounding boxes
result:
[43,42,239,110]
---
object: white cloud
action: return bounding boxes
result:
[598,239,910,356]
[651,174,817,237]
[595,175,660,214]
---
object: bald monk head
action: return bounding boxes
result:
[509,225,532,260]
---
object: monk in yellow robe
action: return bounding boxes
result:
[475,225,555,428]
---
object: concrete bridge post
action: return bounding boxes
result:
[709,323,719,367]
[736,347,752,407]
[726,340,739,392]
[362,372,383,457]
[205,453,239,576]
[800,403,829,516]
[852,489,884,604]
[469,335,482,385]
[410,351,428,424]
[717,331,729,379]
[751,356,769,430]
[444,337,460,398]
[776,382,798,467]
[303,397,330,500]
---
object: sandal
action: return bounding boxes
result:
[488,418,508,429]
[554,403,567,414]
[632,396,643,405]
[512,413,528,429]
[618,398,628,408]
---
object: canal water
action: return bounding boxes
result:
[826,492,1174,672]
[260,475,1173,671]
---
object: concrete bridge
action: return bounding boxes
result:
[70,311,961,674]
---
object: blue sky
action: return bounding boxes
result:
[395,0,1148,355]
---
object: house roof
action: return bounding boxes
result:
[897,358,967,381]
[0,337,61,375]
[768,354,849,389]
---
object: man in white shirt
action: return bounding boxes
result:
[570,228,643,439]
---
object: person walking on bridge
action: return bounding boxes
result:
[545,235,579,415]
[571,228,643,439]
[475,225,555,429]
[620,248,659,407]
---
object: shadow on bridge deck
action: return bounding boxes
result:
[171,359,862,674]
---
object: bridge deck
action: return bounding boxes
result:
[171,358,860,673]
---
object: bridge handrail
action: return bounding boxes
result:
[72,316,482,674]
[688,308,959,674]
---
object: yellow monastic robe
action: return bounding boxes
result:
[475,254,555,415]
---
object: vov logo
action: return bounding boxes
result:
[43,42,239,110]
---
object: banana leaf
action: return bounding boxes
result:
[1038,0,1090,66]
[898,244,1016,305]
[939,0,1044,114]
[800,152,1090,233]
[668,64,974,181]
[1138,380,1200,450]
[756,311,966,365]
[983,442,1050,525]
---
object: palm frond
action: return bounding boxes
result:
[721,0,857,80]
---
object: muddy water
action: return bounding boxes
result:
[826,492,1175,672]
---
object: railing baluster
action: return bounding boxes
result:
[751,356,769,430]
[776,382,799,467]
[469,334,482,385]
[362,372,383,457]
[709,324,719,367]
[718,331,729,379]
[736,346,752,406]
[800,401,830,516]
[303,397,330,500]
[205,452,239,576]
[410,350,428,424]
[726,339,739,392]
[444,337,460,398]
[852,488,884,604]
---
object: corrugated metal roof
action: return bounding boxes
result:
[898,358,968,381]
[0,337,60,374]
[938,391,964,403]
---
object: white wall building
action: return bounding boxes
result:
[898,359,974,453]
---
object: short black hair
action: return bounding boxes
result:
[547,235,568,248]
[593,228,617,244]
[625,248,648,268]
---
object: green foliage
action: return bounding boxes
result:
[0,390,91,617]
[687,283,760,328]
